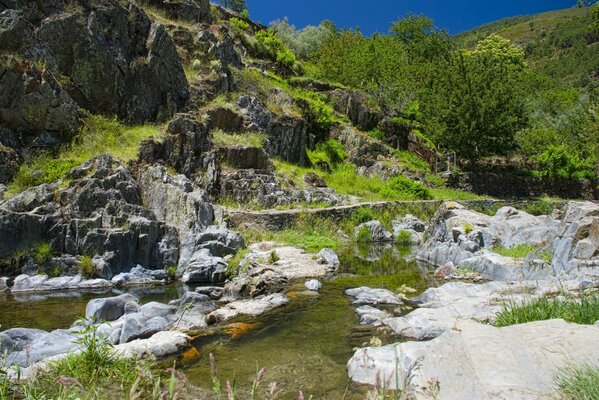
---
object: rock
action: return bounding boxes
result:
[195,286,224,300]
[0,0,188,123]
[193,226,245,258]
[317,248,340,268]
[355,305,392,327]
[85,294,141,322]
[111,266,168,287]
[178,249,228,284]
[137,0,211,24]
[329,90,380,131]
[0,276,7,291]
[11,274,112,293]
[304,279,322,291]
[348,319,599,399]
[346,287,402,306]
[434,262,455,279]
[4,328,78,367]
[177,291,218,314]
[418,202,561,280]
[118,302,176,343]
[112,331,189,359]
[207,293,289,324]
[379,281,565,341]
[354,221,394,243]
[551,201,599,280]
[303,172,327,188]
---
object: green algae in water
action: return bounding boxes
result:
[182,244,428,399]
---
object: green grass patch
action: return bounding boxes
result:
[491,243,539,259]
[556,363,599,400]
[7,114,162,195]
[212,129,265,148]
[494,295,599,327]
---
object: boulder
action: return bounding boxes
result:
[86,294,141,322]
[354,221,394,243]
[346,287,402,306]
[317,248,340,268]
[11,274,112,293]
[207,293,289,324]
[348,319,599,399]
[304,279,322,291]
[0,0,189,122]
[176,291,218,315]
[355,305,392,327]
[329,90,380,131]
[3,328,78,367]
[178,249,228,284]
[112,331,189,360]
[111,266,168,287]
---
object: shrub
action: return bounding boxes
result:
[368,129,384,141]
[268,250,280,264]
[78,255,96,278]
[34,242,53,265]
[307,139,347,170]
[494,295,599,327]
[535,144,595,180]
[351,207,375,225]
[463,223,474,235]
[523,200,554,216]
[380,175,432,200]
[165,265,178,280]
[396,230,413,244]
[356,226,373,243]
[255,29,297,68]
[230,17,249,32]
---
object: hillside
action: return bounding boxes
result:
[455,7,599,90]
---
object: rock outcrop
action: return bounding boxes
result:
[0,0,189,123]
[348,319,599,399]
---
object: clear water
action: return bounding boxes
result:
[0,245,429,398]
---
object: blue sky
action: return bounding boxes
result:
[246,0,578,34]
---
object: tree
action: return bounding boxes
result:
[422,35,529,161]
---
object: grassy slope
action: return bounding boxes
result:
[454,7,598,89]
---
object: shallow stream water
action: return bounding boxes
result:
[0,245,430,399]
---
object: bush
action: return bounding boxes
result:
[535,144,595,179]
[495,295,599,327]
[230,17,249,32]
[255,29,297,68]
[523,200,555,216]
[396,230,413,244]
[356,226,373,243]
[34,242,53,265]
[307,139,347,170]
[165,265,178,280]
[380,175,432,200]
[78,255,96,278]
[351,207,375,225]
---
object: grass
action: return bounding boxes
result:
[556,363,599,400]
[491,243,543,259]
[356,226,373,243]
[212,129,266,148]
[7,114,162,195]
[33,242,53,265]
[78,255,96,279]
[6,319,183,400]
[494,295,599,327]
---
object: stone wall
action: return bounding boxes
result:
[447,172,598,200]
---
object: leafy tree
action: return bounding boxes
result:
[422,35,528,160]
[270,19,334,59]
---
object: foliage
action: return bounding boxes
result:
[165,265,178,280]
[380,175,432,200]
[268,250,280,264]
[7,114,162,195]
[78,255,96,278]
[463,223,474,235]
[34,242,53,265]
[522,200,555,216]
[423,35,528,160]
[535,144,596,179]
[306,139,347,169]
[270,18,334,59]
[351,207,375,225]
[356,226,373,243]
[495,294,599,326]
[556,363,599,400]
[396,230,413,244]
[255,29,297,68]
[227,248,250,276]
[230,17,250,32]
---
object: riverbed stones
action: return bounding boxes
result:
[85,294,141,322]
[348,319,599,399]
[346,287,402,306]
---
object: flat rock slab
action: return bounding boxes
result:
[208,293,289,323]
[346,287,402,306]
[348,319,599,400]
[11,274,112,292]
